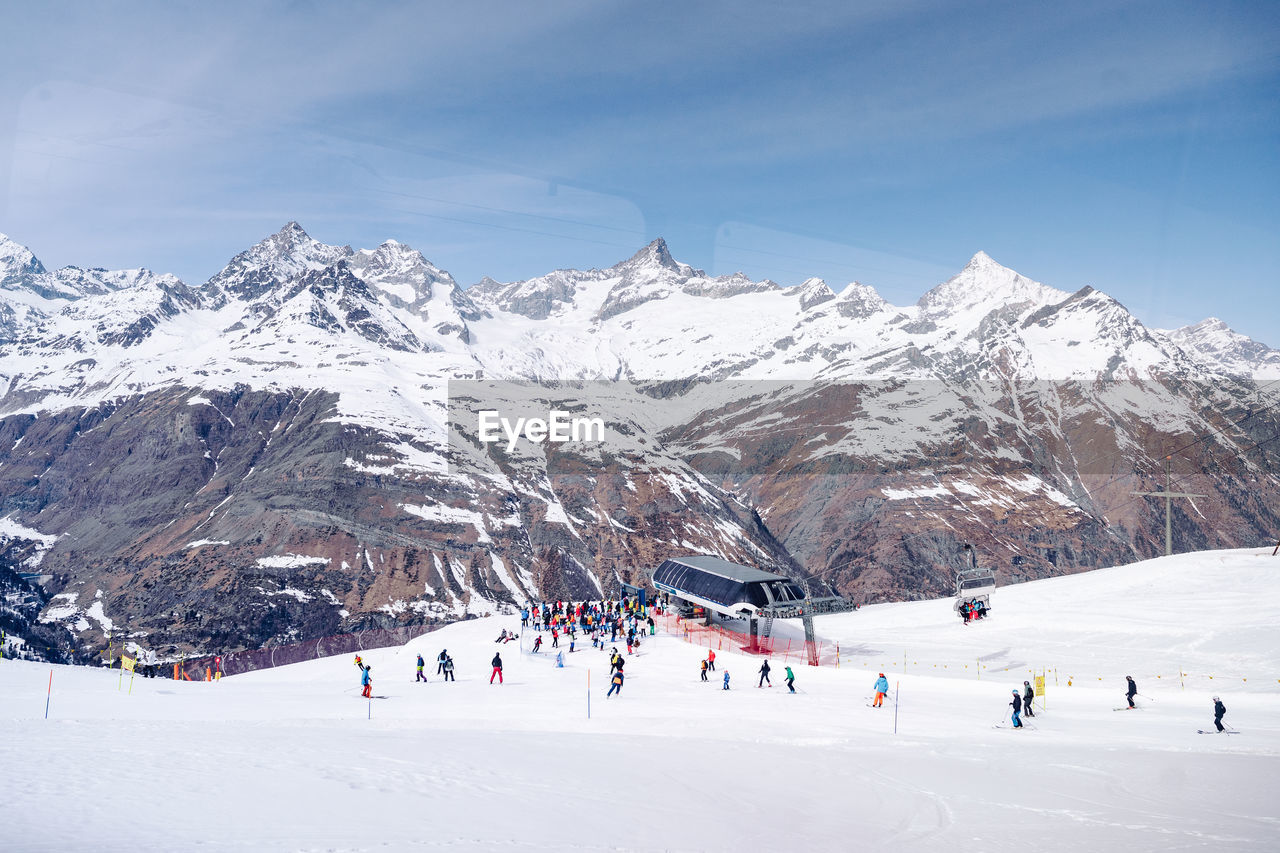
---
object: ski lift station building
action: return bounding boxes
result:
[651,555,807,620]
[651,555,855,665]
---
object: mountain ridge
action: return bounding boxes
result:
[1,224,1277,662]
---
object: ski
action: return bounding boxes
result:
[1197,729,1239,735]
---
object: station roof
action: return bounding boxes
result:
[660,555,788,584]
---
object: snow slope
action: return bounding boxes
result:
[2,548,1278,852]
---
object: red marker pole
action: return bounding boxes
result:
[45,670,53,719]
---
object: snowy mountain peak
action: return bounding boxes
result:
[919,252,1069,317]
[832,281,889,320]
[1163,317,1280,380]
[207,223,353,303]
[794,277,836,310]
[347,239,459,310]
[619,238,680,273]
[0,233,48,287]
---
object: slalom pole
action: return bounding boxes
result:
[44,670,52,719]
[587,669,591,720]
[893,681,899,735]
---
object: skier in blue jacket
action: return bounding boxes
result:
[873,673,889,707]
[360,663,373,698]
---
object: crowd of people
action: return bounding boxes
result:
[342,597,1232,735]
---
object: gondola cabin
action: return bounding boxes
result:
[955,566,996,621]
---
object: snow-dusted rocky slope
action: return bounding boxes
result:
[0,225,1277,659]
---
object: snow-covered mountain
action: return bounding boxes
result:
[0,224,1276,660]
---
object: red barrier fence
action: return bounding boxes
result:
[654,611,838,666]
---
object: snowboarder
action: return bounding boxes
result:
[758,659,772,688]
[872,673,889,707]
[442,655,455,682]
[785,665,796,693]
[1212,696,1227,732]
[701,660,709,682]
[532,635,543,654]
[722,670,731,690]
[1022,681,1035,717]
[1125,676,1138,709]
[416,654,427,682]
[1010,689,1023,728]
[707,650,716,671]
[436,650,448,675]
[360,663,373,699]
[607,669,624,698]
[490,652,503,684]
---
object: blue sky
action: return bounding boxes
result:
[1,1,1277,341]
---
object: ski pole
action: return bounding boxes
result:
[1138,693,1157,701]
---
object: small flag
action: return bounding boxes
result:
[121,655,137,673]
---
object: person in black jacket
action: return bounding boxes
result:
[437,649,448,675]
[1125,676,1138,709]
[490,652,503,684]
[1212,696,1227,732]
[1010,689,1024,728]
[758,659,772,688]
[1023,681,1035,717]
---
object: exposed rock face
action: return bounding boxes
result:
[1,227,1277,661]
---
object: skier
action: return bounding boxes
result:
[416,654,427,683]
[722,670,731,690]
[520,607,529,627]
[758,659,772,688]
[361,663,373,699]
[700,660,709,682]
[707,649,716,671]
[436,649,448,675]
[551,628,559,649]
[609,648,621,675]
[1010,689,1023,728]
[1125,676,1138,709]
[1022,681,1035,717]
[442,655,455,682]
[785,665,796,693]
[490,652,503,684]
[1212,696,1227,732]
[532,635,543,654]
[872,673,889,707]
[607,669,624,698]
